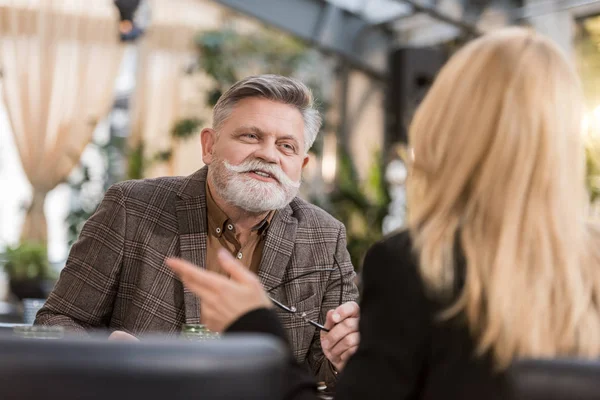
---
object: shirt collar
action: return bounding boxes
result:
[206,182,275,237]
[255,209,275,236]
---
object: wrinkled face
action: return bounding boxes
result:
[202,97,309,213]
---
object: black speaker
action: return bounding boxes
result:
[385,47,447,147]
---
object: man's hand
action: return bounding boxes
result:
[108,330,139,342]
[320,301,360,371]
[166,249,272,332]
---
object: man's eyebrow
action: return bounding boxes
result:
[232,126,265,135]
[277,135,301,147]
[232,127,301,147]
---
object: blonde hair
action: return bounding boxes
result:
[406,27,600,369]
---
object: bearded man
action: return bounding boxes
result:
[35,75,360,386]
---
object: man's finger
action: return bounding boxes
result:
[327,331,360,359]
[216,249,258,284]
[330,301,359,324]
[187,283,223,305]
[166,258,202,281]
[323,309,336,331]
[167,258,220,288]
[166,258,233,300]
[324,301,359,331]
[339,345,359,363]
[322,318,359,352]
[108,330,139,342]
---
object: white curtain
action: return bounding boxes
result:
[130,46,190,178]
[0,0,124,243]
[129,0,219,178]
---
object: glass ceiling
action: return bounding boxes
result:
[325,0,415,24]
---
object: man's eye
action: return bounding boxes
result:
[241,133,258,140]
[281,143,295,152]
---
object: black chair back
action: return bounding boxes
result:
[507,358,600,400]
[0,332,287,400]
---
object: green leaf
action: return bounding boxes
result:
[171,118,203,139]
[153,150,173,163]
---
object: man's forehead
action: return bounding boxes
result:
[226,100,304,138]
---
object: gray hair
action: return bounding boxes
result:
[212,74,322,153]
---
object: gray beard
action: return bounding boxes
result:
[208,159,300,213]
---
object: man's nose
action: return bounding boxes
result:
[253,143,279,164]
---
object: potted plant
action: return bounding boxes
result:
[2,242,55,301]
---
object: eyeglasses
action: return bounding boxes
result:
[267,255,343,332]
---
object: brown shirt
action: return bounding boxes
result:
[205,183,273,275]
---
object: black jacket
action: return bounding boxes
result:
[228,230,507,400]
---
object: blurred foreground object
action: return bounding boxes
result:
[0,333,286,400]
[507,358,600,400]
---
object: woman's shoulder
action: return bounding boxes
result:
[380,228,414,247]
[366,229,416,266]
[362,229,422,285]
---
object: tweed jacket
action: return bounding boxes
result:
[36,167,359,385]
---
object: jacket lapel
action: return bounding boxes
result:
[258,205,297,294]
[175,166,299,322]
[175,167,209,324]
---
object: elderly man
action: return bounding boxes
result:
[36,74,359,385]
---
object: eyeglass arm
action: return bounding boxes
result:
[267,256,347,333]
[268,295,296,313]
[267,268,336,293]
[305,318,329,332]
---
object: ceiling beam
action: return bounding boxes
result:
[395,0,482,36]
[211,0,393,79]
[514,0,600,19]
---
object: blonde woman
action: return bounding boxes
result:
[167,27,600,400]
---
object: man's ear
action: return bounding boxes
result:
[301,154,310,169]
[201,128,217,165]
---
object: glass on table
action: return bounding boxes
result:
[13,325,64,339]
[22,298,46,325]
[181,324,220,341]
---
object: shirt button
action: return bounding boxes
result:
[215,227,221,234]
[227,224,234,231]
[237,252,243,259]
